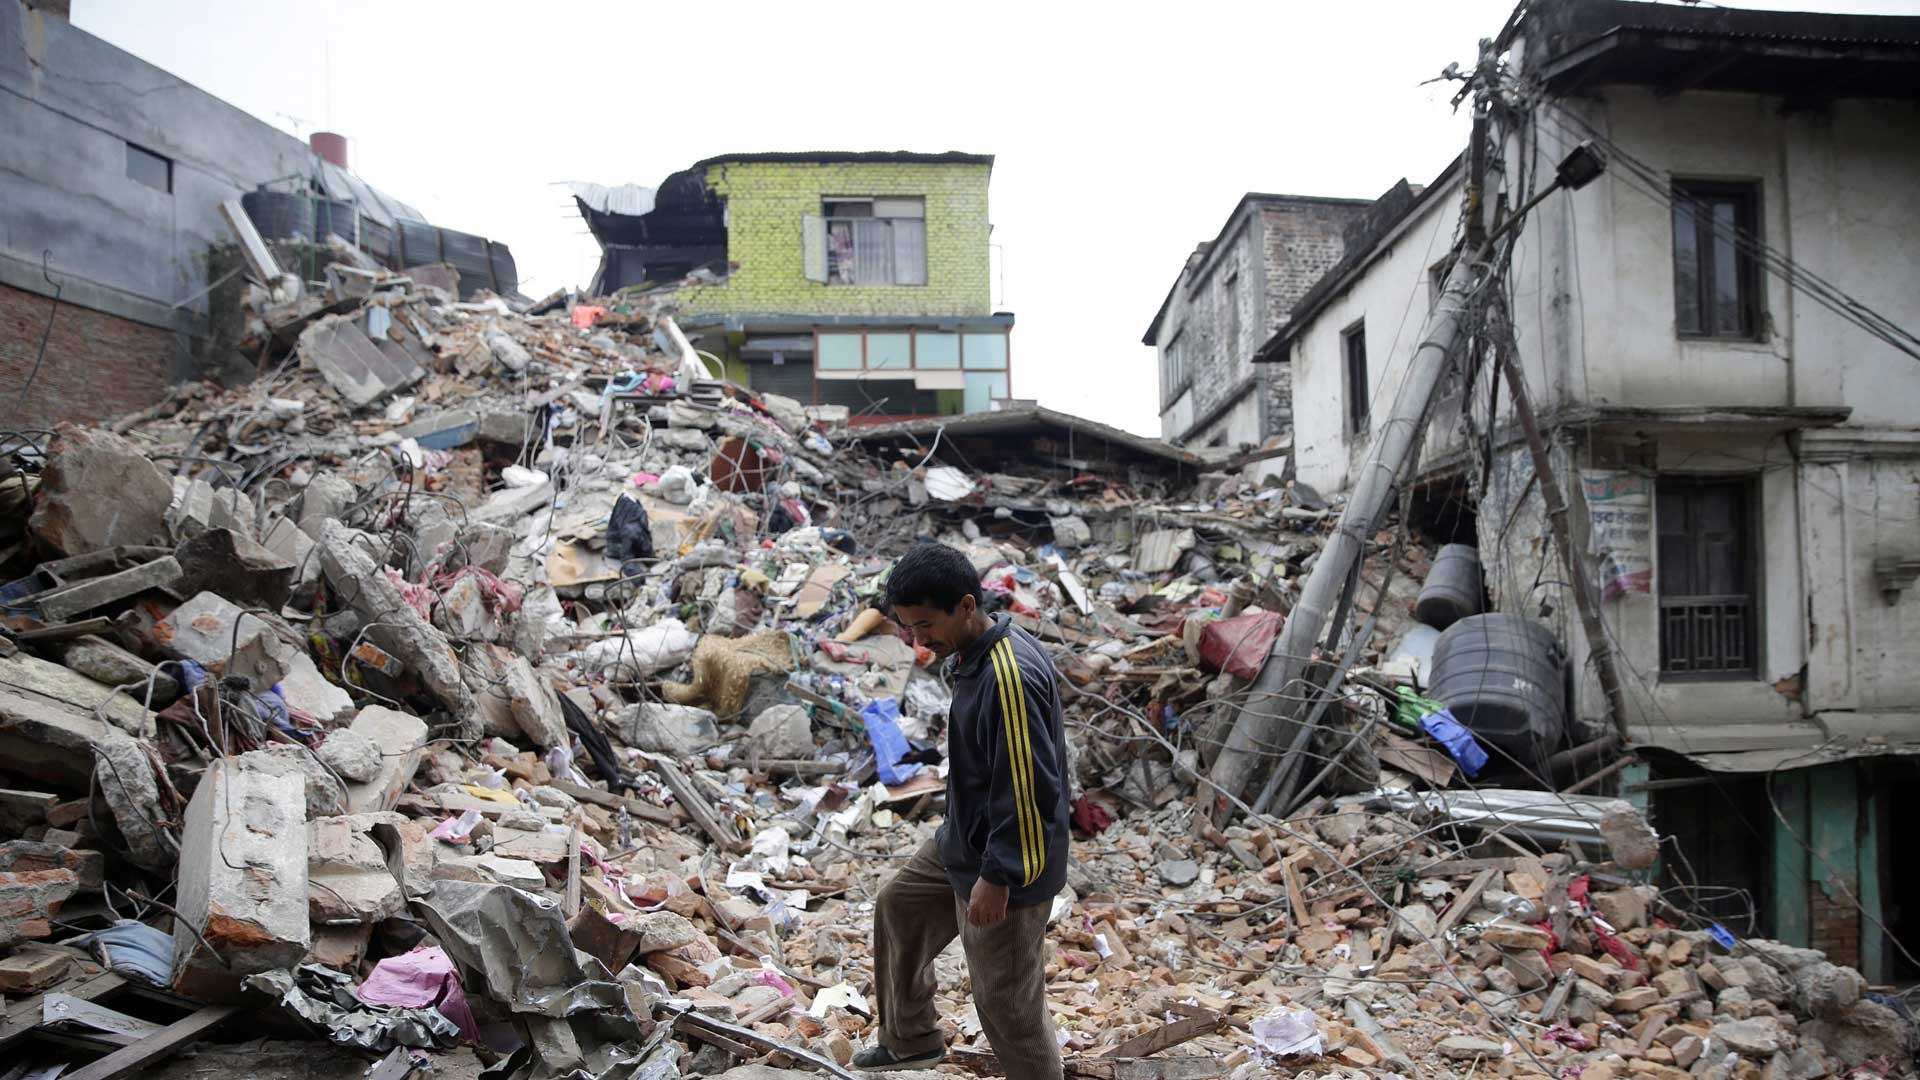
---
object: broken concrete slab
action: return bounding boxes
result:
[297,474,358,541]
[278,651,354,725]
[318,728,384,783]
[172,748,310,1001]
[0,840,104,891]
[434,571,494,640]
[471,481,553,525]
[341,705,428,814]
[174,527,295,610]
[151,591,297,689]
[620,702,719,757]
[486,328,531,373]
[0,869,79,948]
[28,427,175,557]
[33,556,184,622]
[251,743,349,820]
[300,313,425,408]
[53,635,181,708]
[166,478,256,543]
[317,522,480,739]
[0,651,152,736]
[744,704,813,759]
[0,684,170,871]
[307,812,430,924]
[498,651,566,750]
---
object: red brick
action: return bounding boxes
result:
[0,282,173,427]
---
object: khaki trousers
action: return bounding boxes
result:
[872,839,1061,1080]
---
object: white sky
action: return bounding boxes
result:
[74,0,1919,436]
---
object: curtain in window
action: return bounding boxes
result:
[853,220,892,285]
[891,219,927,285]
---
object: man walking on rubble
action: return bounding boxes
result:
[854,542,1069,1080]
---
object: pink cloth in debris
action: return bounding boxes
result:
[357,946,482,1043]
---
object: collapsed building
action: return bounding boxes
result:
[0,0,1916,1078]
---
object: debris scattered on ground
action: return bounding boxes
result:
[0,267,1904,1080]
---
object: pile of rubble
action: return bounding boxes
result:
[0,266,1907,1080]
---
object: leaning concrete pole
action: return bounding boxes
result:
[1207,253,1483,818]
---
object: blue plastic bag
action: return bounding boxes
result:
[1420,707,1488,778]
[860,698,923,786]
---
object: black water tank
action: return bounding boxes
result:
[242,190,313,242]
[1428,613,1567,759]
[1416,543,1484,631]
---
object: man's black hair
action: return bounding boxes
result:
[885,542,982,614]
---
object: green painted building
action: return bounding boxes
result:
[573,151,1014,420]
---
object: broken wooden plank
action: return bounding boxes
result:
[1343,997,1415,1075]
[1102,1010,1224,1059]
[953,1048,1222,1080]
[1433,867,1498,942]
[1537,970,1576,1023]
[549,780,675,825]
[647,755,745,854]
[60,1003,238,1080]
[0,970,127,1054]
[41,992,162,1048]
[669,1008,858,1080]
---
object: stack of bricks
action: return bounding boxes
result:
[0,868,80,948]
[1809,887,1861,971]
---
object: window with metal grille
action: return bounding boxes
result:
[1343,320,1369,436]
[1657,478,1758,677]
[1672,181,1761,339]
[819,197,926,286]
[1162,331,1188,406]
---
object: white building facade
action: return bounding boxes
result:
[1261,0,1920,974]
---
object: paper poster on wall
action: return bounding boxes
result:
[1580,469,1653,598]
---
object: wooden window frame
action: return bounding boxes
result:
[1656,475,1762,680]
[1671,180,1762,340]
[1342,319,1369,437]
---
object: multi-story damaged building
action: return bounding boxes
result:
[0,1,516,426]
[1143,193,1370,462]
[1261,0,1920,980]
[572,152,1012,422]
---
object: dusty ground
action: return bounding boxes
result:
[139,1039,491,1080]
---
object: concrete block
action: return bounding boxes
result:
[0,685,170,872]
[308,812,416,924]
[300,314,424,408]
[28,427,174,557]
[167,479,256,543]
[34,556,184,622]
[0,840,104,891]
[308,924,374,970]
[54,635,180,707]
[432,853,544,889]
[172,749,310,1001]
[499,652,566,750]
[744,704,813,759]
[0,652,151,736]
[0,869,79,948]
[278,652,354,725]
[318,729,383,783]
[341,706,428,814]
[151,591,297,689]
[297,474,358,541]
[174,527,295,610]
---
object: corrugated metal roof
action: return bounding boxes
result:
[313,160,423,228]
[565,181,659,218]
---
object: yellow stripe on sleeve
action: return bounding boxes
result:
[988,641,1035,886]
[998,638,1044,883]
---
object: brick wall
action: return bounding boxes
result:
[0,282,174,427]
[1809,881,1861,970]
[675,160,993,318]
[1154,196,1367,445]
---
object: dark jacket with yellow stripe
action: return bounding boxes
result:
[937,613,1070,909]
